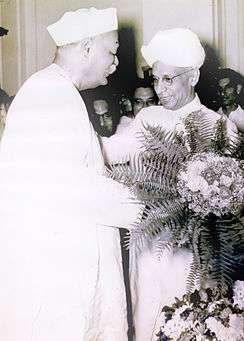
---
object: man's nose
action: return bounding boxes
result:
[142,101,149,108]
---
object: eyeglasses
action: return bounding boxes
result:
[153,68,194,86]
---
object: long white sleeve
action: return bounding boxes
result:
[101,116,144,164]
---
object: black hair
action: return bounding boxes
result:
[216,68,244,107]
[134,77,154,92]
[216,68,244,86]
[133,77,157,103]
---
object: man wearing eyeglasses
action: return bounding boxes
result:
[133,78,157,116]
[115,78,157,135]
[101,28,237,341]
[102,29,236,165]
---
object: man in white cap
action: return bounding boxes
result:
[102,28,237,163]
[0,8,139,341]
[101,28,237,340]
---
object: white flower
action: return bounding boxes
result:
[220,174,233,187]
[206,315,244,341]
[206,317,227,341]
[220,307,232,319]
[187,176,208,193]
[209,184,220,194]
[175,121,186,135]
[163,317,192,340]
[177,152,244,217]
[175,304,192,316]
[162,304,193,340]
[192,319,208,335]
[228,314,244,340]
[233,281,244,309]
[208,302,217,313]
[229,314,244,330]
[199,289,208,302]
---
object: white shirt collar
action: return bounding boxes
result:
[174,94,202,119]
[48,63,75,85]
[218,105,243,116]
[152,94,203,120]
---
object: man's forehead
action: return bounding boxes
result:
[94,100,108,110]
[102,30,119,46]
[134,87,154,99]
[152,61,182,76]
[219,77,231,88]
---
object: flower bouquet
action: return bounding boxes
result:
[157,281,244,341]
[107,111,244,293]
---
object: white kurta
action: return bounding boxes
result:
[218,105,244,133]
[102,96,238,341]
[115,116,133,135]
[102,95,237,164]
[0,64,139,341]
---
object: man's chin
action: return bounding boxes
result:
[88,78,108,89]
[160,101,174,110]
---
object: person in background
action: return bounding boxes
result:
[81,85,121,137]
[217,68,244,132]
[93,98,117,137]
[116,78,157,135]
[133,78,157,116]
[0,8,139,341]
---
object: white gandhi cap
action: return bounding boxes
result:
[47,7,118,46]
[141,28,205,68]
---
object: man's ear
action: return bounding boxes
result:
[189,68,200,87]
[78,38,93,57]
[237,84,242,95]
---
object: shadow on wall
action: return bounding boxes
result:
[196,43,221,111]
[109,25,138,98]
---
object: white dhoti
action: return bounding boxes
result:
[130,246,192,341]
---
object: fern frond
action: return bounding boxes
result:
[106,155,146,187]
[151,237,174,260]
[187,221,205,292]
[198,215,244,295]
[183,115,199,154]
[139,124,173,151]
[196,116,216,143]
[231,131,244,159]
[127,199,186,251]
[211,117,229,155]
[107,142,184,200]
[184,111,217,154]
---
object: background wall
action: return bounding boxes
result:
[0,0,243,96]
[1,0,20,94]
[142,0,215,46]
